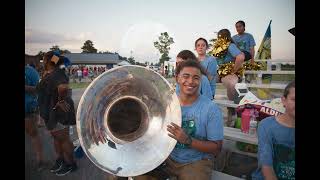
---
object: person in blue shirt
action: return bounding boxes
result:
[195,38,218,99]
[214,29,245,101]
[232,20,256,64]
[175,50,213,100]
[252,81,295,180]
[25,64,45,171]
[135,60,223,180]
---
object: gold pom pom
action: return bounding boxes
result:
[217,62,244,78]
[208,38,231,58]
[243,61,264,70]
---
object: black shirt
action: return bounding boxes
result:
[37,68,75,129]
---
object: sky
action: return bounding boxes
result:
[25,0,295,63]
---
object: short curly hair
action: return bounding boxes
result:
[175,59,203,76]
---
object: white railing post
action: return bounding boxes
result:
[276,63,281,71]
[267,61,272,71]
[257,72,262,84]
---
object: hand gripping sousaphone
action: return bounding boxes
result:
[76,65,181,177]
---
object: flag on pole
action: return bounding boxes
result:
[256,20,272,59]
[256,20,272,99]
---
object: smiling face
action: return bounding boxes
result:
[176,66,201,97]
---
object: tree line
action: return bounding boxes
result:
[37,31,176,66]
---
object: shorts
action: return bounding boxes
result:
[50,122,69,132]
[242,51,252,61]
[25,108,39,119]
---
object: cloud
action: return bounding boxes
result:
[25,28,94,44]
[25,42,83,55]
[118,21,182,63]
[25,28,96,54]
[25,28,65,44]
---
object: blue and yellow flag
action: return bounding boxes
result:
[256,20,272,59]
[256,20,272,99]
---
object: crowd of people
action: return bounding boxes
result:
[25,20,295,179]
[69,66,107,83]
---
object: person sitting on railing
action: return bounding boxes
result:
[232,20,256,64]
[210,29,245,101]
[209,29,245,121]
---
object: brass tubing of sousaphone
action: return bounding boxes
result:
[76,65,181,177]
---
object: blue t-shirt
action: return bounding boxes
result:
[176,75,213,100]
[200,56,217,96]
[232,33,256,53]
[170,95,223,164]
[25,65,40,113]
[217,43,242,65]
[252,116,295,180]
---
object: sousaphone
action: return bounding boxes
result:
[76,65,181,177]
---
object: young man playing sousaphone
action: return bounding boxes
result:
[134,59,224,180]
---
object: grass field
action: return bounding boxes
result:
[69,82,91,89]
[270,74,295,81]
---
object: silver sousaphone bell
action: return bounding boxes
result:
[76,65,181,177]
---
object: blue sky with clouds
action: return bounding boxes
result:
[25,0,295,63]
